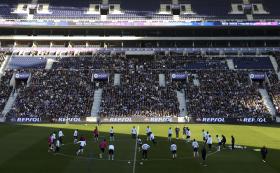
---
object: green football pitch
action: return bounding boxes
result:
[0,123,279,173]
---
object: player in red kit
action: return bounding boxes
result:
[99,139,108,158]
[93,127,99,142]
[48,134,53,152]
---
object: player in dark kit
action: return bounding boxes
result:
[48,134,53,152]
[175,127,180,139]
[201,145,207,166]
[221,135,227,148]
[97,117,101,126]
[137,136,143,152]
[261,146,268,162]
[231,136,235,150]
[183,126,186,137]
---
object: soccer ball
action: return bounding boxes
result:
[140,162,143,165]
[128,161,131,164]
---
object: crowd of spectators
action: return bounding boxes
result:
[53,55,229,71]
[265,54,280,114]
[266,64,280,115]
[186,70,270,118]
[9,69,94,119]
[100,70,180,117]
[269,84,280,114]
[52,55,135,72]
[52,55,184,117]
[4,55,277,119]
[275,54,280,72]
[0,72,12,113]
[0,52,5,67]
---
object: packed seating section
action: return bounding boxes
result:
[267,54,280,114]
[2,55,278,120]
[0,52,6,67]
[0,52,12,112]
[0,72,13,113]
[9,69,94,119]
[186,70,268,118]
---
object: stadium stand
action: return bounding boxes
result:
[0,0,33,19]
[0,72,12,113]
[0,0,279,123]
[274,55,280,72]
[267,54,280,114]
[100,70,180,117]
[7,56,47,69]
[188,0,235,18]
[0,4,27,19]
[98,55,185,117]
[233,57,273,70]
[120,0,162,11]
[252,0,280,19]
[2,55,277,120]
[0,53,5,67]
[269,84,280,114]
[9,69,94,119]
[107,12,173,20]
[47,0,94,7]
[34,7,101,20]
[0,0,278,21]
[186,70,269,118]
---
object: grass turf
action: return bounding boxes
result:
[0,123,279,173]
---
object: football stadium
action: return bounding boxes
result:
[0,0,280,173]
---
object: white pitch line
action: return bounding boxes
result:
[132,126,139,173]
[207,150,219,158]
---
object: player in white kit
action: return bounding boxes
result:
[192,139,199,158]
[170,142,177,159]
[73,129,78,144]
[108,144,115,160]
[168,127,173,142]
